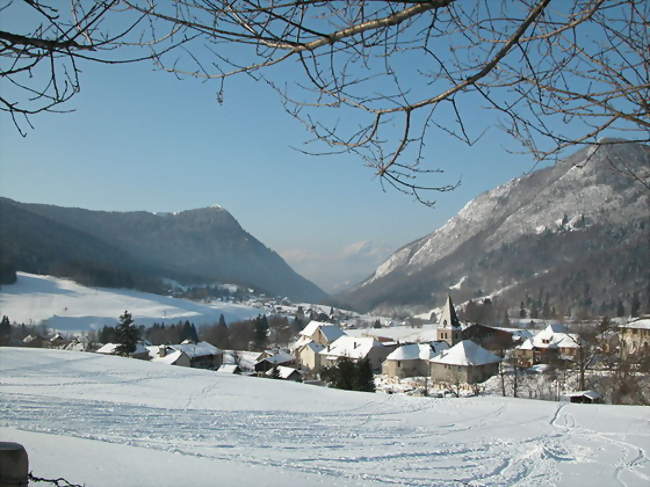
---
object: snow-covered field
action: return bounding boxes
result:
[347,325,440,343]
[1,348,649,486]
[0,273,261,331]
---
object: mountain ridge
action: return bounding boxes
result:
[0,198,327,302]
[341,141,649,316]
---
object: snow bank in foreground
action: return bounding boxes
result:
[0,272,261,331]
[1,348,649,487]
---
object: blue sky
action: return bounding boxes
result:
[0,56,548,292]
[1,5,566,292]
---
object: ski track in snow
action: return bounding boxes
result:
[2,349,649,486]
[0,390,602,487]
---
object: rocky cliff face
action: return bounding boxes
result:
[342,141,649,315]
[0,199,327,302]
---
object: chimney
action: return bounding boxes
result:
[158,346,166,358]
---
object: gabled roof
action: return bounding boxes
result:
[169,341,221,358]
[258,351,293,365]
[298,321,345,342]
[430,340,501,366]
[98,342,148,356]
[216,364,241,374]
[385,342,449,361]
[620,317,650,330]
[266,365,302,379]
[518,324,579,350]
[319,336,382,360]
[439,295,461,328]
[151,349,187,365]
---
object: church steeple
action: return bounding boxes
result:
[437,294,461,345]
[440,295,460,328]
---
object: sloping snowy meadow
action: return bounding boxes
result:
[1,348,648,486]
[0,273,261,331]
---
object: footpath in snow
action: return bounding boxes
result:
[1,348,649,487]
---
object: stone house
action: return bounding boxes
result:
[382,342,449,378]
[619,317,650,357]
[514,324,580,367]
[429,340,501,385]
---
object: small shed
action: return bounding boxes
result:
[216,364,241,374]
[266,366,303,382]
[567,390,602,404]
[254,351,294,372]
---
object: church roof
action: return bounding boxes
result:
[439,295,461,328]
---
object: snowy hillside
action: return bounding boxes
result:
[0,272,261,331]
[1,348,649,487]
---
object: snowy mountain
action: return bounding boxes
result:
[0,198,327,302]
[0,272,261,331]
[2,348,648,486]
[342,141,649,315]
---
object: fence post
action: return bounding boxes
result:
[0,442,28,487]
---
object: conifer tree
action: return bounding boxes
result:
[630,292,640,318]
[115,310,139,356]
[502,310,511,327]
[254,315,269,350]
[354,359,376,393]
[0,315,11,345]
[616,300,625,318]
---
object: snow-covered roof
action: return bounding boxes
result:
[97,342,148,356]
[22,334,38,343]
[223,350,266,370]
[289,335,312,352]
[169,341,221,358]
[216,364,240,374]
[430,340,501,366]
[518,324,579,350]
[620,317,650,330]
[567,390,602,400]
[258,351,293,365]
[439,295,461,328]
[319,336,382,360]
[151,350,186,365]
[305,341,324,353]
[298,321,345,342]
[96,343,119,354]
[489,327,534,340]
[265,366,301,379]
[385,342,449,361]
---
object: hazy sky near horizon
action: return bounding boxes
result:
[1,10,561,292]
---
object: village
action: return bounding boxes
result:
[8,295,649,406]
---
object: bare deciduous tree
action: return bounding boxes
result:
[3,1,649,201]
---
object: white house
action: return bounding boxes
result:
[319,335,391,371]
